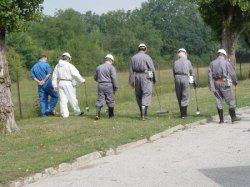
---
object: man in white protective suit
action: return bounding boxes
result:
[52,52,85,118]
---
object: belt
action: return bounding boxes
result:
[59,79,72,81]
[174,73,188,76]
[214,79,224,83]
[99,81,111,83]
[134,70,146,73]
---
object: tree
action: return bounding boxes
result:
[0,0,43,133]
[194,0,250,66]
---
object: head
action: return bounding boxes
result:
[177,48,187,58]
[62,52,72,62]
[38,55,48,62]
[138,43,147,52]
[105,54,114,64]
[217,49,227,59]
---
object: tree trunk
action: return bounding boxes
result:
[0,30,19,134]
[221,5,237,68]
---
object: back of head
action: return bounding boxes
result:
[38,54,47,61]
[217,49,227,57]
[62,52,71,62]
[105,54,114,63]
[177,48,187,58]
[138,43,147,52]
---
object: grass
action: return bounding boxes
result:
[0,65,250,185]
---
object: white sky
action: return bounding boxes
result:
[42,0,147,15]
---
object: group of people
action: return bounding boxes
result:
[30,43,241,123]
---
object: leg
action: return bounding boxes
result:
[95,84,105,119]
[58,86,69,118]
[175,78,182,115]
[64,84,82,116]
[38,87,48,117]
[47,86,58,113]
[180,78,189,118]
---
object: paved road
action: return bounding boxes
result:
[26,108,250,187]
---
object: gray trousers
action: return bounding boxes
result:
[96,83,115,107]
[214,82,235,109]
[135,73,152,107]
[174,75,190,109]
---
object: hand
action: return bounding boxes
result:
[131,82,135,89]
[210,87,216,93]
[234,82,237,86]
[38,80,44,86]
[54,87,58,92]
[153,77,156,84]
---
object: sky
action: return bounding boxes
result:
[43,0,147,16]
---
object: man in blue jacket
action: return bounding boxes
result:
[30,55,58,117]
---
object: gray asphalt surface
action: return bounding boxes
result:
[25,108,250,187]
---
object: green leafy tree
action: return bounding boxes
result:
[194,0,250,66]
[0,0,43,133]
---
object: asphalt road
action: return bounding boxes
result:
[25,108,250,187]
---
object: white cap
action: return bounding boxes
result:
[217,49,227,56]
[178,48,187,54]
[138,43,147,48]
[105,54,114,62]
[62,52,71,59]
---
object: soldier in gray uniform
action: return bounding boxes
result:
[208,49,241,123]
[129,43,156,120]
[94,54,118,120]
[173,48,194,118]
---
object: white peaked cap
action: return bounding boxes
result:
[178,48,187,54]
[217,49,227,56]
[62,52,71,59]
[138,43,147,48]
[105,54,114,61]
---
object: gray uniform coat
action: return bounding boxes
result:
[94,62,118,108]
[173,57,193,108]
[129,51,156,107]
[208,56,237,109]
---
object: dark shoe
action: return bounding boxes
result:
[108,107,114,118]
[181,106,187,118]
[217,108,224,124]
[95,106,101,120]
[229,108,241,122]
[46,111,56,116]
[78,112,84,116]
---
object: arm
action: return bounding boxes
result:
[70,65,85,83]
[227,62,237,85]
[111,66,118,92]
[52,65,58,89]
[128,61,135,87]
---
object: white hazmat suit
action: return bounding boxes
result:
[52,59,85,118]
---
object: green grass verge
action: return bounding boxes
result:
[0,68,250,185]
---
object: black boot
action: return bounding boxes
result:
[217,108,224,124]
[108,107,114,118]
[145,106,148,119]
[139,106,142,118]
[181,106,187,118]
[229,108,241,122]
[141,106,146,121]
[95,106,101,120]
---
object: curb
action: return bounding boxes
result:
[8,106,250,187]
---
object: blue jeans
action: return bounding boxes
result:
[38,83,58,117]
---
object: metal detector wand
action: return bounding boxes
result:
[194,87,200,115]
[84,83,89,112]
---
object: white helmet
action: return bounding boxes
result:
[62,52,72,60]
[178,48,187,54]
[138,43,147,49]
[105,54,114,62]
[217,49,227,56]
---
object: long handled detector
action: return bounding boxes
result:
[84,83,89,112]
[194,87,200,115]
